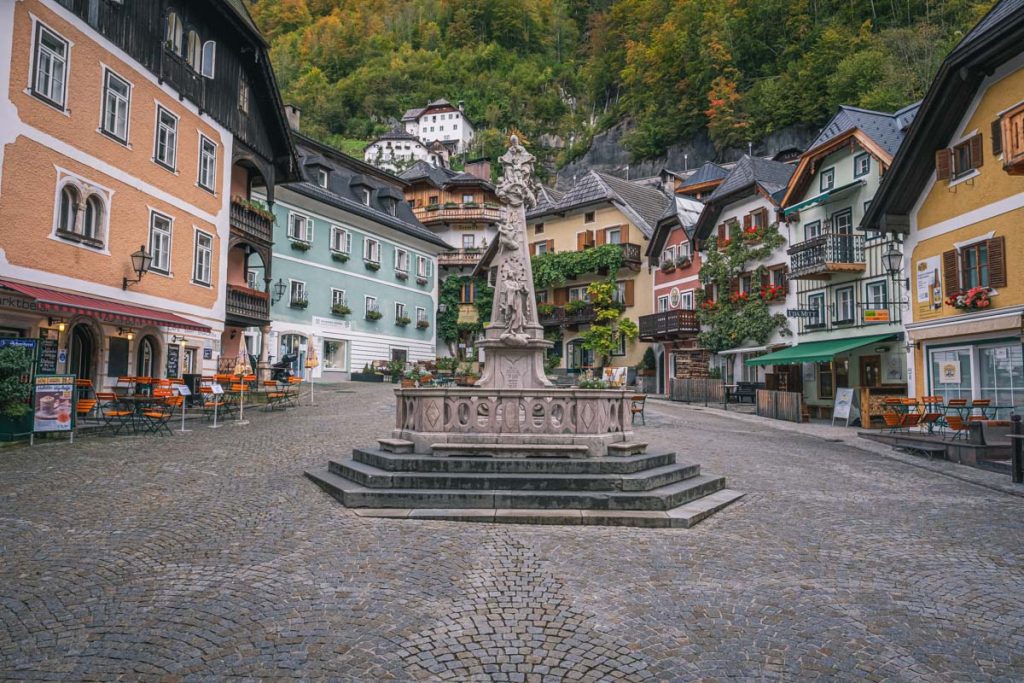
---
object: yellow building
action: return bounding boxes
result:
[865,0,1024,413]
[523,171,669,373]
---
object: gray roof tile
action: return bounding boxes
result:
[528,171,670,237]
[707,155,795,203]
[678,161,729,189]
[810,102,921,157]
[957,0,1024,50]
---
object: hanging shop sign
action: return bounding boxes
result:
[862,309,890,324]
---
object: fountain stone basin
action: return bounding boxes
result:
[393,387,635,457]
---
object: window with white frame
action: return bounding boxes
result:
[316,168,328,188]
[201,40,216,79]
[384,198,397,216]
[416,255,429,278]
[820,167,835,191]
[605,227,622,244]
[662,246,675,266]
[198,136,216,191]
[238,75,250,113]
[463,234,475,249]
[395,302,406,320]
[165,12,183,55]
[612,333,626,356]
[288,213,310,242]
[416,306,427,323]
[365,295,379,315]
[657,296,669,312]
[462,193,474,203]
[364,237,380,263]
[680,290,694,310]
[804,220,822,240]
[361,188,371,206]
[186,30,201,71]
[865,280,887,308]
[246,269,259,290]
[738,274,752,295]
[289,280,307,304]
[394,248,410,273]
[331,288,347,307]
[329,226,351,253]
[192,230,212,285]
[835,286,855,323]
[534,241,548,255]
[679,241,692,260]
[101,69,130,143]
[32,24,68,109]
[149,212,172,274]
[854,153,871,178]
[808,293,825,328]
[154,106,178,169]
[568,286,589,302]
[614,281,627,304]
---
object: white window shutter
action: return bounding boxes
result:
[201,41,216,79]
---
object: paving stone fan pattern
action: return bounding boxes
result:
[399,530,652,681]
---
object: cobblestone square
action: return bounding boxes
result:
[1,383,1022,681]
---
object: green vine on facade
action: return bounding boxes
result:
[580,282,639,366]
[531,244,623,290]
[696,223,790,354]
[438,275,494,349]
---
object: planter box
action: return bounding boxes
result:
[351,372,384,383]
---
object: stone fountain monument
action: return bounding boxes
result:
[305,138,743,527]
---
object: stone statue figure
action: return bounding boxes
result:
[497,135,539,209]
[499,258,530,345]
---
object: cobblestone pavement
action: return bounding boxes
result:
[1,383,1022,681]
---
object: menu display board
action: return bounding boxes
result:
[166,344,180,379]
[33,374,75,432]
[38,338,59,374]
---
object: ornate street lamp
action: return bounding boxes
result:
[122,245,153,290]
[271,278,288,304]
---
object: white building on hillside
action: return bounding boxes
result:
[402,99,475,155]
[364,129,449,173]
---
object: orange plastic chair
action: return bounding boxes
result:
[882,397,906,432]
[75,398,97,428]
[152,388,173,398]
[141,397,174,436]
[97,391,133,435]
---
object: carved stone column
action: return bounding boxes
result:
[475,136,552,390]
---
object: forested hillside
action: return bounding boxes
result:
[249,0,995,166]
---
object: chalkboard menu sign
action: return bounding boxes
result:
[166,344,180,379]
[107,337,129,377]
[38,338,59,374]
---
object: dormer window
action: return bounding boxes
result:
[384,198,397,216]
[316,168,329,189]
[362,188,371,206]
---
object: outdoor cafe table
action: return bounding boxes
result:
[116,395,164,433]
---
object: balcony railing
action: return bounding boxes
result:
[617,242,642,266]
[230,201,274,244]
[639,310,700,341]
[161,50,205,110]
[787,233,865,280]
[438,249,484,268]
[226,285,270,324]
[413,205,502,224]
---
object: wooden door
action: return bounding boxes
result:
[860,355,881,387]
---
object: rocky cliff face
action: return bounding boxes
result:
[554,120,819,189]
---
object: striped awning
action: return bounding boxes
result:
[0,279,211,332]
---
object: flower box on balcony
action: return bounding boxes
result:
[365,310,383,321]
[331,251,349,263]
[395,270,409,280]
[484,202,500,210]
[462,202,479,208]
[536,303,556,317]
[395,316,411,327]
[675,257,692,269]
[660,261,676,274]
[290,240,311,252]
[443,202,458,209]
[232,197,275,222]
[416,276,428,286]
[364,260,381,271]
[331,303,351,316]
[425,204,440,211]
[416,319,430,329]
[565,300,588,315]
[290,299,308,309]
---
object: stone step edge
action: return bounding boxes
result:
[430,443,590,457]
[607,442,648,456]
[354,447,677,474]
[341,489,745,529]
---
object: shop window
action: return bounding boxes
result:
[323,340,346,370]
[817,362,834,399]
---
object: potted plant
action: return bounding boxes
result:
[676,255,692,269]
[387,359,406,383]
[331,303,351,316]
[455,361,478,386]
[426,203,440,211]
[537,302,556,318]
[638,347,657,377]
[290,240,311,252]
[351,362,384,382]
[365,260,381,272]
[443,201,458,209]
[290,298,308,309]
[416,319,430,329]
[331,251,349,263]
[565,299,588,315]
[946,286,992,311]
[366,309,383,321]
[395,315,412,327]
[396,270,409,280]
[660,260,677,274]
[0,345,33,438]
[463,201,479,208]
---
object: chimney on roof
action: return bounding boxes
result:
[285,104,301,131]
[458,100,465,112]
[465,158,491,182]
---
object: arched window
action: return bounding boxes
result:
[83,195,103,240]
[58,185,79,234]
[201,40,216,79]
[186,30,201,70]
[165,12,183,55]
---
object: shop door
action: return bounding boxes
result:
[136,336,158,377]
[860,355,881,387]
[69,325,94,380]
[280,334,307,374]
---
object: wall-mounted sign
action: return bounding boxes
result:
[203,348,213,360]
[939,359,961,384]
[669,288,680,308]
[862,309,890,323]
[166,344,180,378]
[786,309,817,318]
[916,256,940,304]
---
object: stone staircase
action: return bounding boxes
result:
[305,439,743,528]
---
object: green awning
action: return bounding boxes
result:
[783,180,865,216]
[744,334,896,366]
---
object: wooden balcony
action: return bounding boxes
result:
[617,242,642,266]
[230,201,274,245]
[438,248,484,268]
[639,310,700,341]
[226,284,270,326]
[413,205,502,225]
[787,233,865,280]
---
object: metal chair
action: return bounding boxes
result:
[630,394,647,425]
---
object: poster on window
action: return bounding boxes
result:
[33,374,75,432]
[916,256,940,304]
[939,359,961,384]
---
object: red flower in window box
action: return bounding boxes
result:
[729,292,750,304]
[946,286,991,310]
[759,284,784,302]
[701,300,717,311]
